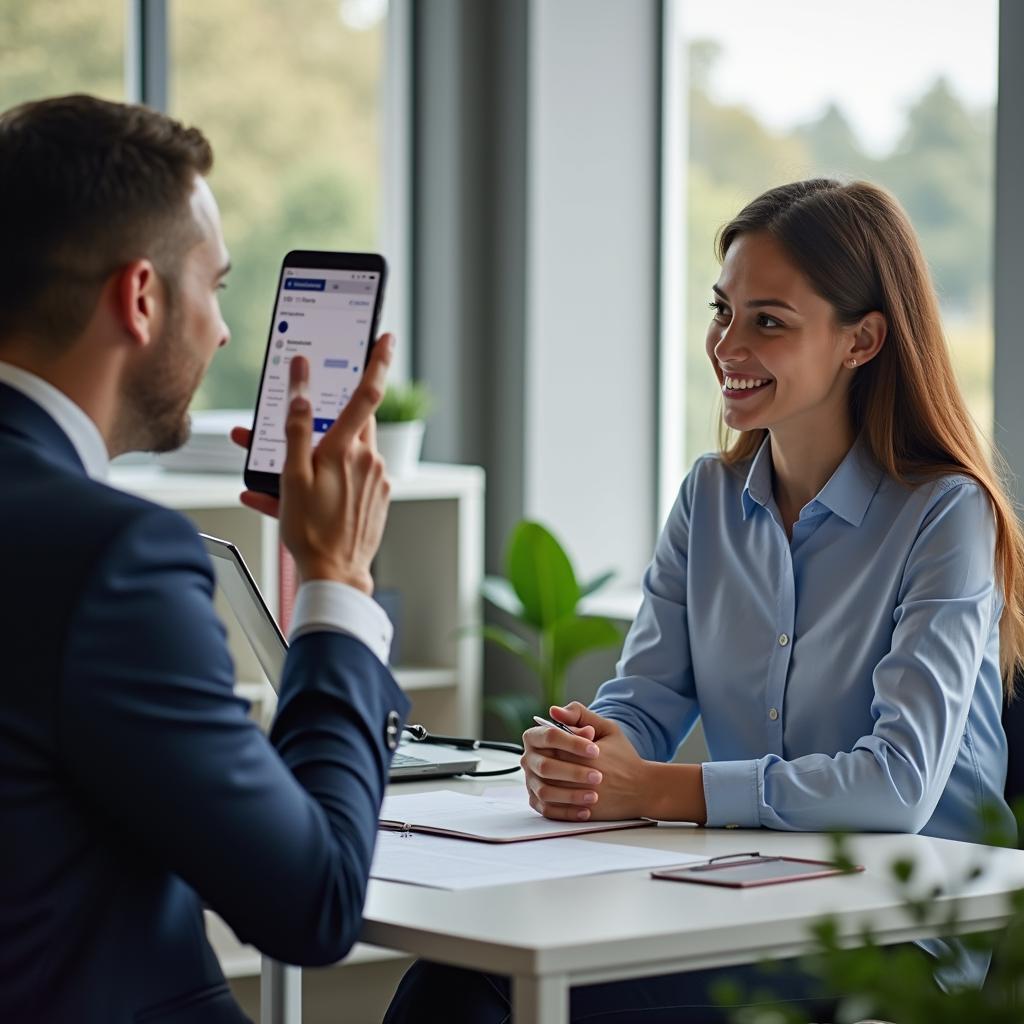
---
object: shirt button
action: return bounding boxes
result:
[778,633,790,647]
[768,707,779,721]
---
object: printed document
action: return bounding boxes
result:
[371,831,704,890]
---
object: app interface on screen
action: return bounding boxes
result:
[248,267,380,472]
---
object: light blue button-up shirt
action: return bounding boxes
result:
[592,437,1014,844]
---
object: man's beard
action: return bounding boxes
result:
[117,302,205,454]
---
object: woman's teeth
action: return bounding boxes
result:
[723,376,770,391]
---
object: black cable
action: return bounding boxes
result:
[402,724,525,777]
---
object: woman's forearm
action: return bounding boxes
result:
[642,761,708,825]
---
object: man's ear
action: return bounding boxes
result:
[846,310,887,367]
[113,259,163,349]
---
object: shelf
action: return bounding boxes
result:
[237,670,455,701]
[393,666,458,691]
[110,466,246,509]
[109,461,483,511]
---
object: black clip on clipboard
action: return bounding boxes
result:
[651,851,864,888]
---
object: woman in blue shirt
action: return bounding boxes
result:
[385,179,1023,1022]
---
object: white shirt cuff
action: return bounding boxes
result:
[289,580,393,666]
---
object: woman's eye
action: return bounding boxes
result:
[708,299,729,320]
[757,313,782,329]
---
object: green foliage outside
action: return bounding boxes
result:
[376,381,433,424]
[0,10,995,462]
[715,802,1024,1024]
[683,40,994,467]
[475,521,623,738]
[0,0,382,412]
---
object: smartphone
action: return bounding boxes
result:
[244,250,387,496]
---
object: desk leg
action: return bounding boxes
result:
[511,974,568,1024]
[260,956,301,1024]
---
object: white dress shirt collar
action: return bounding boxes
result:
[0,361,109,479]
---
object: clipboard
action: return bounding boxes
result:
[651,851,864,888]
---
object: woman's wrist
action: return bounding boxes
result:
[641,761,708,825]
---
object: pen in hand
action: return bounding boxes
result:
[533,714,578,735]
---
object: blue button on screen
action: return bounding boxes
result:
[284,278,326,291]
[313,418,335,433]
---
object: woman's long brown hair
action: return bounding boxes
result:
[716,179,1024,694]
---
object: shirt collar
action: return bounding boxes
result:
[740,437,774,519]
[0,361,109,480]
[741,434,883,527]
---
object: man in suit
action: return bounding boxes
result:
[0,94,407,1022]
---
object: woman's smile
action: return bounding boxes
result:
[721,375,774,400]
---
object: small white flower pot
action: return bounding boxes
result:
[377,420,425,477]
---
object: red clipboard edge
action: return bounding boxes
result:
[650,855,865,888]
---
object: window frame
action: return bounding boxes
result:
[657,0,1013,515]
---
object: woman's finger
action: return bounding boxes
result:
[524,753,602,787]
[523,725,600,760]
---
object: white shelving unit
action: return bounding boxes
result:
[110,461,484,735]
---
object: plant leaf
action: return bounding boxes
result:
[549,616,622,684]
[484,693,544,741]
[505,520,580,630]
[481,576,525,618]
[477,625,543,678]
[375,381,433,423]
[579,569,616,599]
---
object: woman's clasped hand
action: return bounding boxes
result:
[520,702,706,823]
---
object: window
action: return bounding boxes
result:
[1,0,394,413]
[0,2,124,108]
[172,0,389,410]
[670,0,998,476]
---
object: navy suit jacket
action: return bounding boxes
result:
[0,382,410,1023]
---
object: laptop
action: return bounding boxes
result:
[200,533,480,780]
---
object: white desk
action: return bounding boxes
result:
[360,764,1024,1024]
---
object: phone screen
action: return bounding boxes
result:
[246,261,384,477]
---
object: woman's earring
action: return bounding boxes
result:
[846,359,858,368]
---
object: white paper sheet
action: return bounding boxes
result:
[380,789,652,841]
[371,830,705,890]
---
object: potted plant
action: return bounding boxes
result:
[375,381,433,477]
[474,520,624,738]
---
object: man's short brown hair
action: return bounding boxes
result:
[0,94,213,347]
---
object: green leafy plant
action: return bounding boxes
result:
[375,381,434,423]
[474,520,623,738]
[714,801,1024,1024]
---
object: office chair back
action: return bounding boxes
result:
[1002,671,1024,846]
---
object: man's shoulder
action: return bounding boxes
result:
[0,447,204,586]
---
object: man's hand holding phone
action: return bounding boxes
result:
[231,333,394,594]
